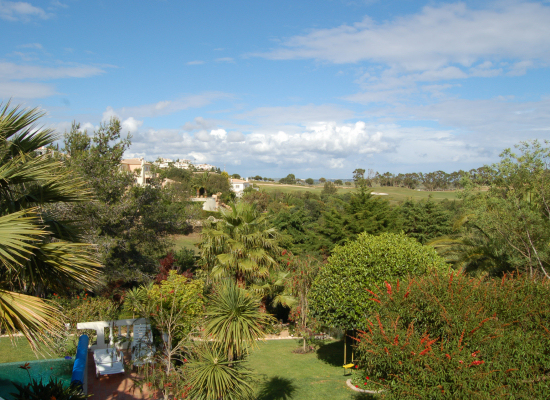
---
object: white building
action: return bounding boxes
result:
[196,163,216,171]
[230,178,252,198]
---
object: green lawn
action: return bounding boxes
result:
[171,232,201,254]
[0,337,53,363]
[248,339,374,400]
[1,337,374,399]
[256,182,460,203]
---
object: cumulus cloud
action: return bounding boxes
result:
[227,131,245,142]
[121,117,143,133]
[0,1,50,21]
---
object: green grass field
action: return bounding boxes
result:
[170,232,201,254]
[248,339,374,400]
[256,182,459,203]
[0,337,374,399]
[0,337,53,363]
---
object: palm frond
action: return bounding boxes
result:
[0,209,44,271]
[0,289,63,351]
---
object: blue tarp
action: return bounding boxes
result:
[71,334,89,388]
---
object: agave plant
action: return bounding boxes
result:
[0,102,101,350]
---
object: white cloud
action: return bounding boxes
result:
[210,128,227,140]
[0,1,50,21]
[186,60,205,65]
[121,117,143,133]
[258,2,550,68]
[215,57,234,63]
[227,131,245,142]
[0,80,56,98]
[18,43,43,49]
[236,103,355,125]
[115,92,232,119]
[0,62,104,80]
[101,106,118,122]
[256,2,550,105]
[195,130,213,142]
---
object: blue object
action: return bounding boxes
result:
[70,334,89,388]
[65,356,72,360]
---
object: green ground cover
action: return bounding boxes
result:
[248,339,374,400]
[171,232,201,254]
[1,337,373,399]
[0,338,52,363]
[256,183,459,203]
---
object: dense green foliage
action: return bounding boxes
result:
[353,272,550,399]
[401,198,453,244]
[309,232,447,329]
[198,203,282,285]
[430,140,550,277]
[62,120,189,285]
[318,189,402,251]
[11,376,90,400]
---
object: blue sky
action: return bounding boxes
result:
[1,0,549,179]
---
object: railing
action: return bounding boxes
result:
[76,318,148,350]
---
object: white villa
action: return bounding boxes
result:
[230,178,252,197]
[120,158,154,186]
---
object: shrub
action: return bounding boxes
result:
[309,232,446,329]
[353,272,550,399]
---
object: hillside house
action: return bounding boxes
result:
[230,178,251,198]
[120,158,154,186]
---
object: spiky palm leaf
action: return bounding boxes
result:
[204,281,273,361]
[187,344,255,400]
[0,102,101,350]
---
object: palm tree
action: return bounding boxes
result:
[0,102,101,350]
[428,215,511,275]
[198,203,282,287]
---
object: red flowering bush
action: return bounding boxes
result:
[353,273,550,399]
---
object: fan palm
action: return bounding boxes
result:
[0,102,101,350]
[198,202,282,286]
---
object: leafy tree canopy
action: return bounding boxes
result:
[309,232,447,329]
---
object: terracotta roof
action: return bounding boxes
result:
[121,158,151,165]
[231,179,248,183]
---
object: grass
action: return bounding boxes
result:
[256,182,460,203]
[1,337,375,399]
[0,337,53,363]
[248,339,375,400]
[170,232,201,254]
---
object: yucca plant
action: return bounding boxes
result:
[186,344,255,400]
[204,280,274,362]
[0,102,101,350]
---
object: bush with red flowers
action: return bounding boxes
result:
[352,272,550,398]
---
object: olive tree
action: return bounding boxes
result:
[309,232,447,330]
